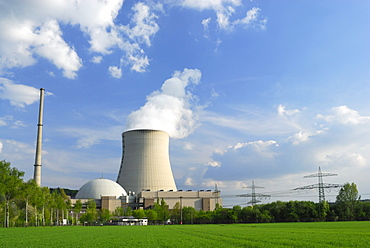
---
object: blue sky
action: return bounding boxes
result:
[1,0,370,206]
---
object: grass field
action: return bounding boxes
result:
[1,222,369,247]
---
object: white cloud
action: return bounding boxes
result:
[108,66,122,79]
[0,0,161,77]
[278,104,300,117]
[47,71,55,77]
[185,177,195,186]
[183,142,195,150]
[122,3,162,47]
[91,56,103,64]
[0,78,43,108]
[206,161,221,168]
[202,105,370,188]
[289,131,311,145]
[176,0,266,31]
[0,141,3,153]
[316,105,370,125]
[180,0,242,11]
[0,115,13,126]
[125,68,202,139]
[202,18,211,38]
[118,2,162,72]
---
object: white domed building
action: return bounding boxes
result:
[76,178,127,199]
[72,178,136,212]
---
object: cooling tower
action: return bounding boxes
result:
[116,129,177,193]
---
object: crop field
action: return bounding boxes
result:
[0,221,369,247]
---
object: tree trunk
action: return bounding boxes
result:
[25,199,28,227]
[5,201,9,228]
[42,206,45,227]
[35,207,38,227]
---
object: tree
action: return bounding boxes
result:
[336,182,360,221]
[195,210,212,224]
[145,209,158,224]
[182,206,197,224]
[0,160,25,228]
[99,209,111,224]
[133,209,146,219]
[112,206,124,217]
[80,199,97,225]
[20,180,38,227]
[74,200,83,225]
[154,199,170,224]
[170,202,181,224]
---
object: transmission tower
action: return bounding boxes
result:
[294,167,342,203]
[237,181,270,206]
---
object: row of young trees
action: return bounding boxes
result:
[1,160,369,227]
[0,160,76,227]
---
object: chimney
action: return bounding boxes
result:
[33,88,45,186]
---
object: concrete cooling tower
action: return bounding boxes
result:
[116,129,177,194]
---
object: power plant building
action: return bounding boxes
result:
[73,129,222,213]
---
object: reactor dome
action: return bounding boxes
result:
[75,178,127,199]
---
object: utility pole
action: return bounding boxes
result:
[237,181,270,206]
[294,167,342,203]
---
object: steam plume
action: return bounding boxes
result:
[125,68,201,139]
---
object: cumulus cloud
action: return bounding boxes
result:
[0,78,52,108]
[0,0,161,78]
[316,105,370,125]
[125,68,202,139]
[289,131,312,145]
[0,141,3,153]
[108,66,122,79]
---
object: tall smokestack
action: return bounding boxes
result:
[117,129,177,193]
[33,88,45,186]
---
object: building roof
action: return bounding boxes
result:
[75,178,127,199]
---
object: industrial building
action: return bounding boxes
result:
[73,129,222,212]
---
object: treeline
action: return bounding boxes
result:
[1,160,370,227]
[71,183,370,225]
[0,160,77,227]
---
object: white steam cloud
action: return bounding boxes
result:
[125,68,202,139]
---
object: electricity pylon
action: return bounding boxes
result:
[294,167,342,203]
[237,181,270,206]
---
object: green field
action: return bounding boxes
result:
[1,222,369,247]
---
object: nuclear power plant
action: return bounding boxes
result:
[71,129,221,212]
[31,88,221,214]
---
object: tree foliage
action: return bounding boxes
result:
[335,182,361,221]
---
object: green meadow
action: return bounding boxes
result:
[1,222,369,247]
